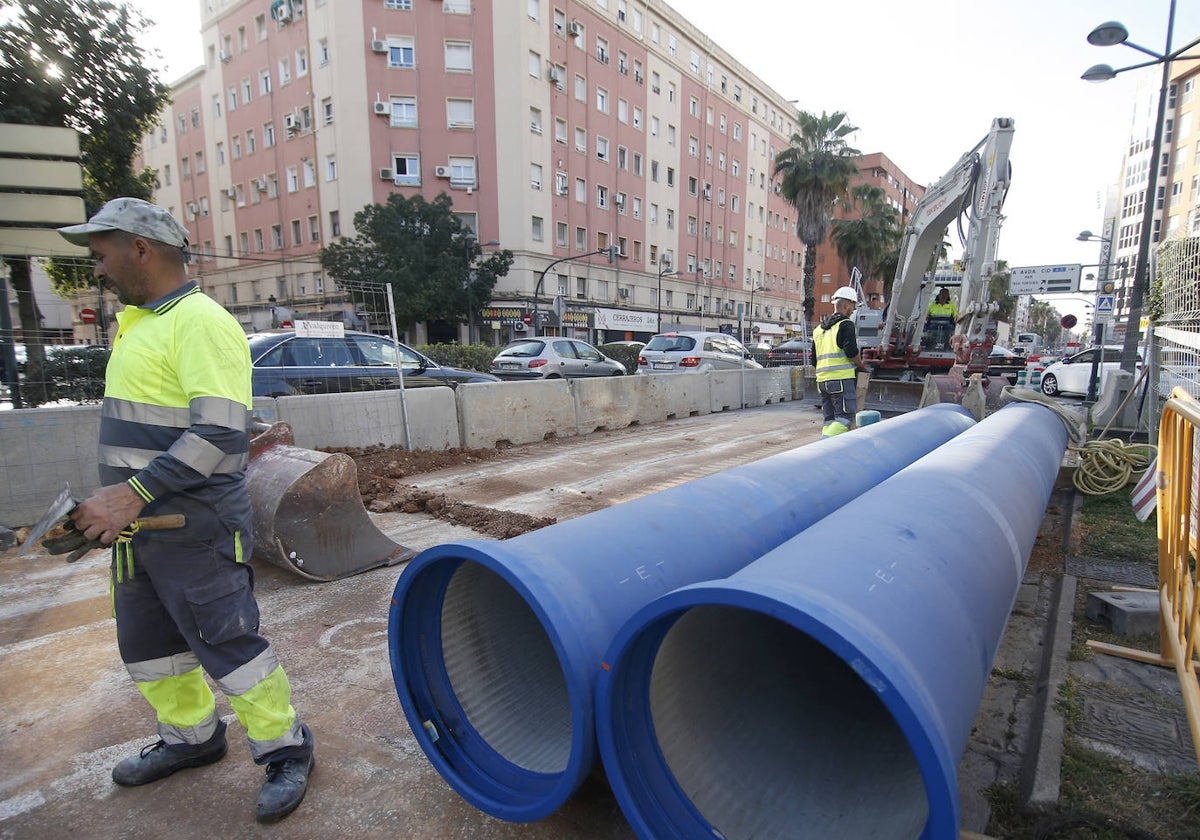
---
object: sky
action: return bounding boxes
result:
[123,0,1200,323]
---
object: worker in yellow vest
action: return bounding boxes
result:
[813,286,863,437]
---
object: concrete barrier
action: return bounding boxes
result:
[457,379,577,448]
[1,371,806,527]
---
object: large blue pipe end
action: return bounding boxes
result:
[596,403,1068,839]
[388,404,977,822]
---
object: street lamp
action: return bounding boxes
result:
[657,256,678,333]
[747,284,767,344]
[1081,2,1200,375]
[533,248,611,335]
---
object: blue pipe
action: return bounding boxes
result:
[387,404,976,822]
[595,402,1067,839]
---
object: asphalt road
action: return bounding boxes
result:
[0,401,828,839]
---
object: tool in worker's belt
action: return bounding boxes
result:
[20,483,186,561]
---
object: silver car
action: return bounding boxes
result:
[491,338,627,380]
[637,331,763,374]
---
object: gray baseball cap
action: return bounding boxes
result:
[58,197,188,248]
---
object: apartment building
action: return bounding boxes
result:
[138,0,905,346]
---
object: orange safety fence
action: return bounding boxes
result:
[1149,387,1200,766]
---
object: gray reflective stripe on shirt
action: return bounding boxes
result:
[190,396,250,431]
[216,646,281,696]
[100,440,247,474]
[126,651,203,683]
[104,397,191,428]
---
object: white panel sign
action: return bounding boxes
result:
[594,307,658,331]
[1008,264,1082,295]
[294,320,345,337]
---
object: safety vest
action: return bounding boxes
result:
[813,318,856,383]
[928,301,957,318]
[101,281,252,536]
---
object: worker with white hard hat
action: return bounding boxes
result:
[812,285,863,437]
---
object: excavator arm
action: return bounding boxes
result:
[866,118,1015,367]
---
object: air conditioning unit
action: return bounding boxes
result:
[218,49,232,63]
[275,4,292,22]
[379,167,393,180]
[434,165,451,178]
[284,113,299,131]
[186,201,199,214]
[568,20,582,36]
[253,178,267,192]
[513,321,527,332]
[225,186,238,198]
[373,100,389,115]
[371,39,387,53]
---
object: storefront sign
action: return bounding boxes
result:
[594,307,656,331]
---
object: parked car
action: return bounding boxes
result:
[984,346,1028,385]
[1039,346,1125,397]
[247,329,498,396]
[765,338,814,367]
[637,331,762,374]
[490,337,626,380]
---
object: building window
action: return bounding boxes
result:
[296,48,308,76]
[325,154,337,181]
[448,155,476,187]
[556,221,568,247]
[329,211,341,237]
[291,219,302,246]
[308,215,320,242]
[575,126,586,153]
[318,39,330,65]
[390,96,417,127]
[445,40,472,72]
[596,136,609,161]
[279,57,291,85]
[447,98,474,128]
[286,165,299,193]
[554,117,567,144]
[393,154,420,185]
[575,177,586,202]
[303,159,315,188]
[531,163,543,190]
[532,216,544,241]
[259,68,271,95]
[388,37,415,68]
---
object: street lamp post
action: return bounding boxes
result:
[268,294,279,328]
[1076,230,1117,403]
[1081,3,1200,374]
[533,248,610,335]
[747,284,767,344]
[657,257,678,333]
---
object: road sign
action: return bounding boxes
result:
[1095,294,1115,322]
[79,307,96,323]
[1007,264,1082,295]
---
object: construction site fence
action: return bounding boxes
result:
[1155,386,1200,766]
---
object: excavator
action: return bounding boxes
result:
[859,117,1016,417]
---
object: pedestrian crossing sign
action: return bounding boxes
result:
[1096,294,1115,321]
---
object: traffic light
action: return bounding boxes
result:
[1100,279,1116,295]
[607,245,619,264]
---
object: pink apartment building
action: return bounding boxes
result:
[138,0,854,346]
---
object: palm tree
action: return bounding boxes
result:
[831,184,902,299]
[773,111,861,324]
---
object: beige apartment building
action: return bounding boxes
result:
[135,0,840,346]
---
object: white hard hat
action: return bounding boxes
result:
[832,286,858,304]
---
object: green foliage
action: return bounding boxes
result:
[418,343,497,373]
[772,110,861,324]
[831,184,902,288]
[598,342,644,374]
[0,0,171,298]
[321,193,513,332]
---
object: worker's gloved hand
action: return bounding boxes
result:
[40,520,107,562]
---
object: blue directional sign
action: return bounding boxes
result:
[1095,294,1115,322]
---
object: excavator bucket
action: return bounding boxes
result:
[918,369,1008,420]
[246,422,416,581]
[859,377,928,415]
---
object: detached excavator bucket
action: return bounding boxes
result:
[246,422,416,581]
[918,369,1008,420]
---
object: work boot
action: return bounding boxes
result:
[112,720,228,786]
[255,752,314,823]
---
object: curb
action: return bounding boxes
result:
[1019,490,1082,811]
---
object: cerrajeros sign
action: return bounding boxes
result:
[594,307,656,331]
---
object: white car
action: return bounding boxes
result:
[637,331,763,374]
[1039,346,1126,397]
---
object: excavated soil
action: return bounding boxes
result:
[325,444,557,539]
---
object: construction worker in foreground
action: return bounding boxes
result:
[813,286,864,437]
[57,198,314,823]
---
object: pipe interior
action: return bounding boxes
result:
[440,562,572,773]
[649,605,929,839]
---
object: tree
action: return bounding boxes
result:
[0,0,169,405]
[830,184,902,294]
[773,110,861,325]
[321,193,513,334]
